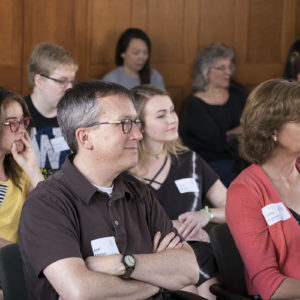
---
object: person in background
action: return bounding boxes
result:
[226,79,300,300]
[0,87,43,248]
[18,80,200,300]
[102,28,165,89]
[124,84,227,300]
[0,88,43,300]
[290,51,300,81]
[25,42,78,178]
[180,43,247,187]
[283,39,300,79]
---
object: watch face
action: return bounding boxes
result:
[124,255,135,267]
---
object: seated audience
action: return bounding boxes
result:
[124,84,227,299]
[18,80,200,299]
[0,87,43,248]
[102,28,165,89]
[226,79,300,300]
[283,39,300,79]
[180,43,248,187]
[26,42,78,178]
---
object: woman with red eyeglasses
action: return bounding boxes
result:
[0,87,43,248]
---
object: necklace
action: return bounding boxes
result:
[143,148,165,160]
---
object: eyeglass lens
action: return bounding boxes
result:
[10,118,30,132]
[122,119,143,134]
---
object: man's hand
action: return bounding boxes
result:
[152,231,182,253]
[177,210,210,239]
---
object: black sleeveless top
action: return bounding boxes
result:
[289,208,300,225]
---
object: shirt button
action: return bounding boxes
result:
[114,220,119,226]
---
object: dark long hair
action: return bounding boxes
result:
[115,28,151,84]
[0,87,32,189]
[283,40,300,79]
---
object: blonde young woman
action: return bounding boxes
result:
[124,84,227,300]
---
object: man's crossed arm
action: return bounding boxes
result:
[44,232,200,300]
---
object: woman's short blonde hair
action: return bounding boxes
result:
[240,79,300,164]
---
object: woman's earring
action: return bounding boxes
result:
[273,135,277,142]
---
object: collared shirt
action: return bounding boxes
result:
[18,155,174,300]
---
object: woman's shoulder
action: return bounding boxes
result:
[102,66,123,81]
[150,68,165,88]
[183,94,205,107]
[170,151,202,169]
[228,164,271,193]
[228,84,248,101]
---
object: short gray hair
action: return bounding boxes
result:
[192,43,235,92]
[57,80,133,154]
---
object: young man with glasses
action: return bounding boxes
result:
[18,80,200,300]
[25,42,78,178]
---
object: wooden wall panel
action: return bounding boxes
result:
[0,0,23,92]
[247,0,283,63]
[199,0,236,49]
[22,0,83,95]
[1,0,300,114]
[148,0,184,63]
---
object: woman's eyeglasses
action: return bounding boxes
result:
[4,117,31,133]
[212,64,235,72]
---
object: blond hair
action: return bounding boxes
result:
[130,85,188,178]
[27,42,78,87]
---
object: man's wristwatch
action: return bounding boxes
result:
[121,254,136,279]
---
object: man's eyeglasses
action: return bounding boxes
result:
[4,117,31,133]
[85,118,143,134]
[212,64,235,72]
[40,74,77,89]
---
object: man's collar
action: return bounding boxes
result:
[61,155,133,204]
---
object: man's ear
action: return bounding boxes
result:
[297,73,300,82]
[75,127,93,150]
[33,74,44,88]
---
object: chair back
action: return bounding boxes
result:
[209,223,248,296]
[0,243,28,300]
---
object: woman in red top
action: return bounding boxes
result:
[226,79,300,300]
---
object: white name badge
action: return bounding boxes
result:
[91,236,120,256]
[175,178,199,194]
[262,203,291,226]
[50,136,70,152]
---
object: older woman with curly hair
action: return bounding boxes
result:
[180,43,248,187]
[226,79,300,300]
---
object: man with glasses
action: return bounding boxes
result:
[18,80,200,300]
[25,42,78,178]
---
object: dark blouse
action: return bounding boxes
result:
[124,151,219,219]
[180,85,247,162]
[289,208,300,225]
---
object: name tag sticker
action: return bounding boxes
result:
[50,136,70,152]
[262,203,291,226]
[175,178,199,194]
[91,236,120,256]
